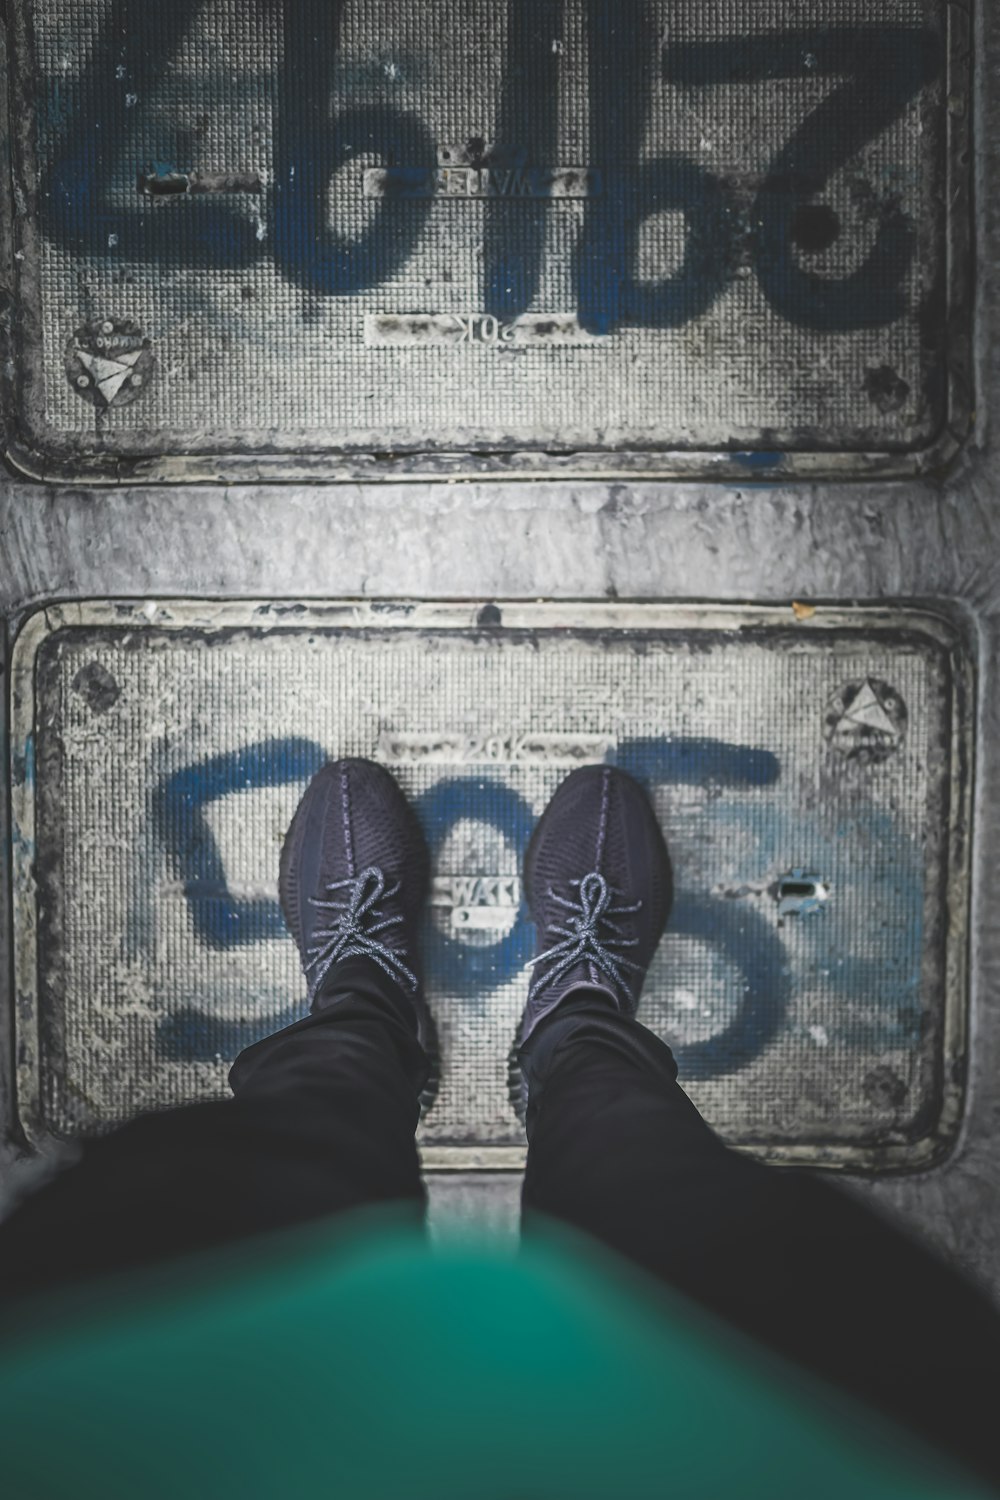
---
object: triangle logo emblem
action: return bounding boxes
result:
[76,347,144,406]
[840,679,899,738]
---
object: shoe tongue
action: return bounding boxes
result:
[536,954,620,1014]
[556,967,623,1011]
[525,971,622,1044]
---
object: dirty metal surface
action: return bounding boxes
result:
[9,601,971,1170]
[2,0,968,483]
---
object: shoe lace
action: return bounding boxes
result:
[305,865,418,1000]
[527,870,643,1007]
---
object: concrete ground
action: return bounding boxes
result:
[1,0,998,1305]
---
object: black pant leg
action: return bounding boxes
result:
[0,963,429,1299]
[520,1000,1000,1491]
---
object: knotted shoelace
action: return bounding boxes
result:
[305,865,418,1000]
[527,869,643,1006]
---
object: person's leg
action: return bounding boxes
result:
[0,758,434,1300]
[516,764,1000,1489]
[520,995,1000,1490]
[0,959,428,1300]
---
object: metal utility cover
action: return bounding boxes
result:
[11,601,971,1171]
[3,1,969,483]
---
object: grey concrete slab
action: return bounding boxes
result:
[11,600,970,1169]
[426,1173,521,1247]
[2,0,969,481]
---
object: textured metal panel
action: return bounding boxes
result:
[3,0,968,482]
[10,601,971,1170]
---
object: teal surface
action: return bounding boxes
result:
[0,1209,988,1500]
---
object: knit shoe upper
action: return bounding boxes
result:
[521,765,672,1043]
[278,759,429,1008]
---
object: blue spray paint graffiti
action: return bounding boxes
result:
[158,1000,304,1064]
[578,1,741,335]
[151,736,327,948]
[614,737,779,788]
[733,452,785,472]
[484,0,563,322]
[667,895,790,1080]
[39,0,264,267]
[703,800,925,1055]
[271,0,437,295]
[153,734,788,1067]
[690,29,938,332]
[414,776,537,994]
[37,5,940,334]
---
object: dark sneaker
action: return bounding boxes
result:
[279,759,429,1011]
[520,765,672,1045]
